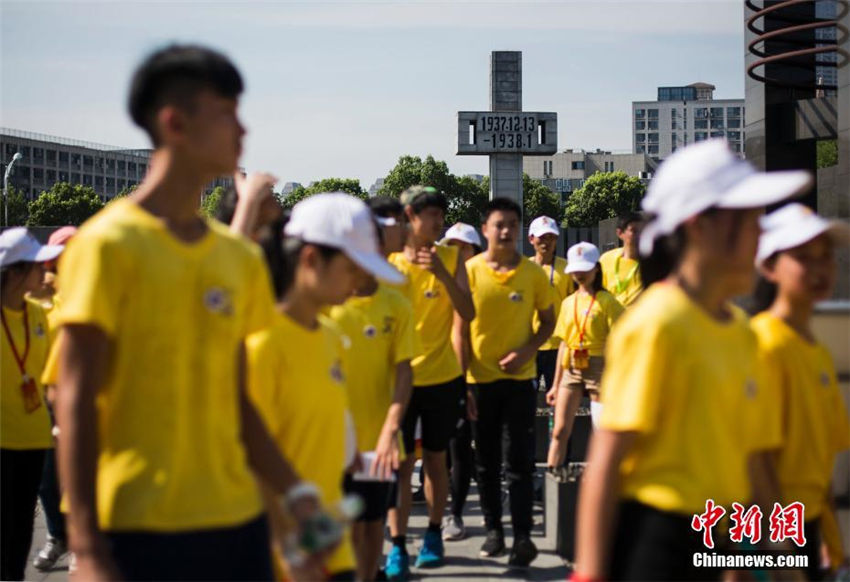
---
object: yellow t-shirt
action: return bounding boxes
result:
[751,312,850,519]
[246,313,355,574]
[388,244,462,386]
[329,285,419,452]
[55,198,275,531]
[533,256,575,351]
[599,283,778,514]
[554,289,624,357]
[465,254,553,384]
[599,248,643,307]
[1,298,53,449]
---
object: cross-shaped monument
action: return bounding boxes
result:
[457,51,557,222]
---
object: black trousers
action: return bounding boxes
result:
[448,393,474,517]
[610,500,712,581]
[1,448,48,581]
[106,515,273,581]
[471,379,536,536]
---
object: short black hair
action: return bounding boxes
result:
[368,196,403,219]
[128,44,244,145]
[617,211,643,232]
[407,189,448,215]
[483,197,521,222]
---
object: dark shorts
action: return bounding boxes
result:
[343,475,397,522]
[106,515,272,581]
[401,376,465,454]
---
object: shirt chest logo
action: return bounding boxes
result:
[203,287,233,316]
[34,323,45,338]
[509,291,524,303]
[424,288,440,299]
[745,379,757,400]
[330,360,345,384]
[363,325,377,338]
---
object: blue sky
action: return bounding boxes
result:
[1,1,745,189]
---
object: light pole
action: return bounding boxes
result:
[3,152,23,227]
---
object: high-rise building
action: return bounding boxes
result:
[631,83,745,160]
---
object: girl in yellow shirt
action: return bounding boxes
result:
[571,140,811,582]
[246,193,404,582]
[546,242,623,469]
[750,203,850,581]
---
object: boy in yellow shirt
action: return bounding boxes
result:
[386,186,475,577]
[462,198,555,567]
[54,45,330,581]
[598,212,644,307]
[528,215,573,395]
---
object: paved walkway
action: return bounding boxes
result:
[24,468,568,581]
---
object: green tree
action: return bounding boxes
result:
[27,182,105,226]
[280,178,367,209]
[2,185,30,227]
[200,186,226,218]
[116,183,139,198]
[379,155,488,225]
[817,139,838,169]
[479,174,562,226]
[563,171,646,227]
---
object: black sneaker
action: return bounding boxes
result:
[508,536,538,568]
[479,529,506,557]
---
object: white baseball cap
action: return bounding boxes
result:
[441,222,482,247]
[756,203,850,266]
[284,193,404,284]
[0,227,64,268]
[639,140,812,256]
[528,216,560,239]
[565,242,600,274]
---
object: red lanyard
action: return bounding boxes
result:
[572,292,596,348]
[1,304,31,379]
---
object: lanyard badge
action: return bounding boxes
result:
[1,305,42,413]
[571,293,596,370]
[613,253,639,295]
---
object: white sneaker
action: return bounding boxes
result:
[33,537,68,571]
[442,514,466,541]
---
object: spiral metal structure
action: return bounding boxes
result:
[746,0,848,90]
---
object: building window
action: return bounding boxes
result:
[33,168,44,181]
[72,173,81,183]
[695,108,709,119]
[33,148,44,162]
[636,145,646,153]
[672,120,678,130]
[647,109,659,119]
[95,176,104,190]
[711,131,725,138]
[106,177,115,191]
[128,162,137,175]
[83,155,93,170]
[695,132,708,141]
[727,107,741,117]
[648,133,659,143]
[140,163,147,175]
[648,120,659,130]
[635,108,645,119]
[635,121,645,130]
[46,149,56,164]
[58,151,69,168]
[710,119,724,129]
[694,119,708,129]
[59,171,69,182]
[118,161,126,176]
[20,146,30,160]
[734,143,742,153]
[571,161,585,170]
[4,143,16,157]
[83,174,93,186]
[648,144,659,155]
[710,107,724,118]
[727,131,741,141]
[636,134,646,142]
[105,159,115,172]
[671,109,678,118]
[727,118,741,128]
[47,170,56,183]
[671,133,678,143]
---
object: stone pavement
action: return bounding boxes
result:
[24,467,568,581]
